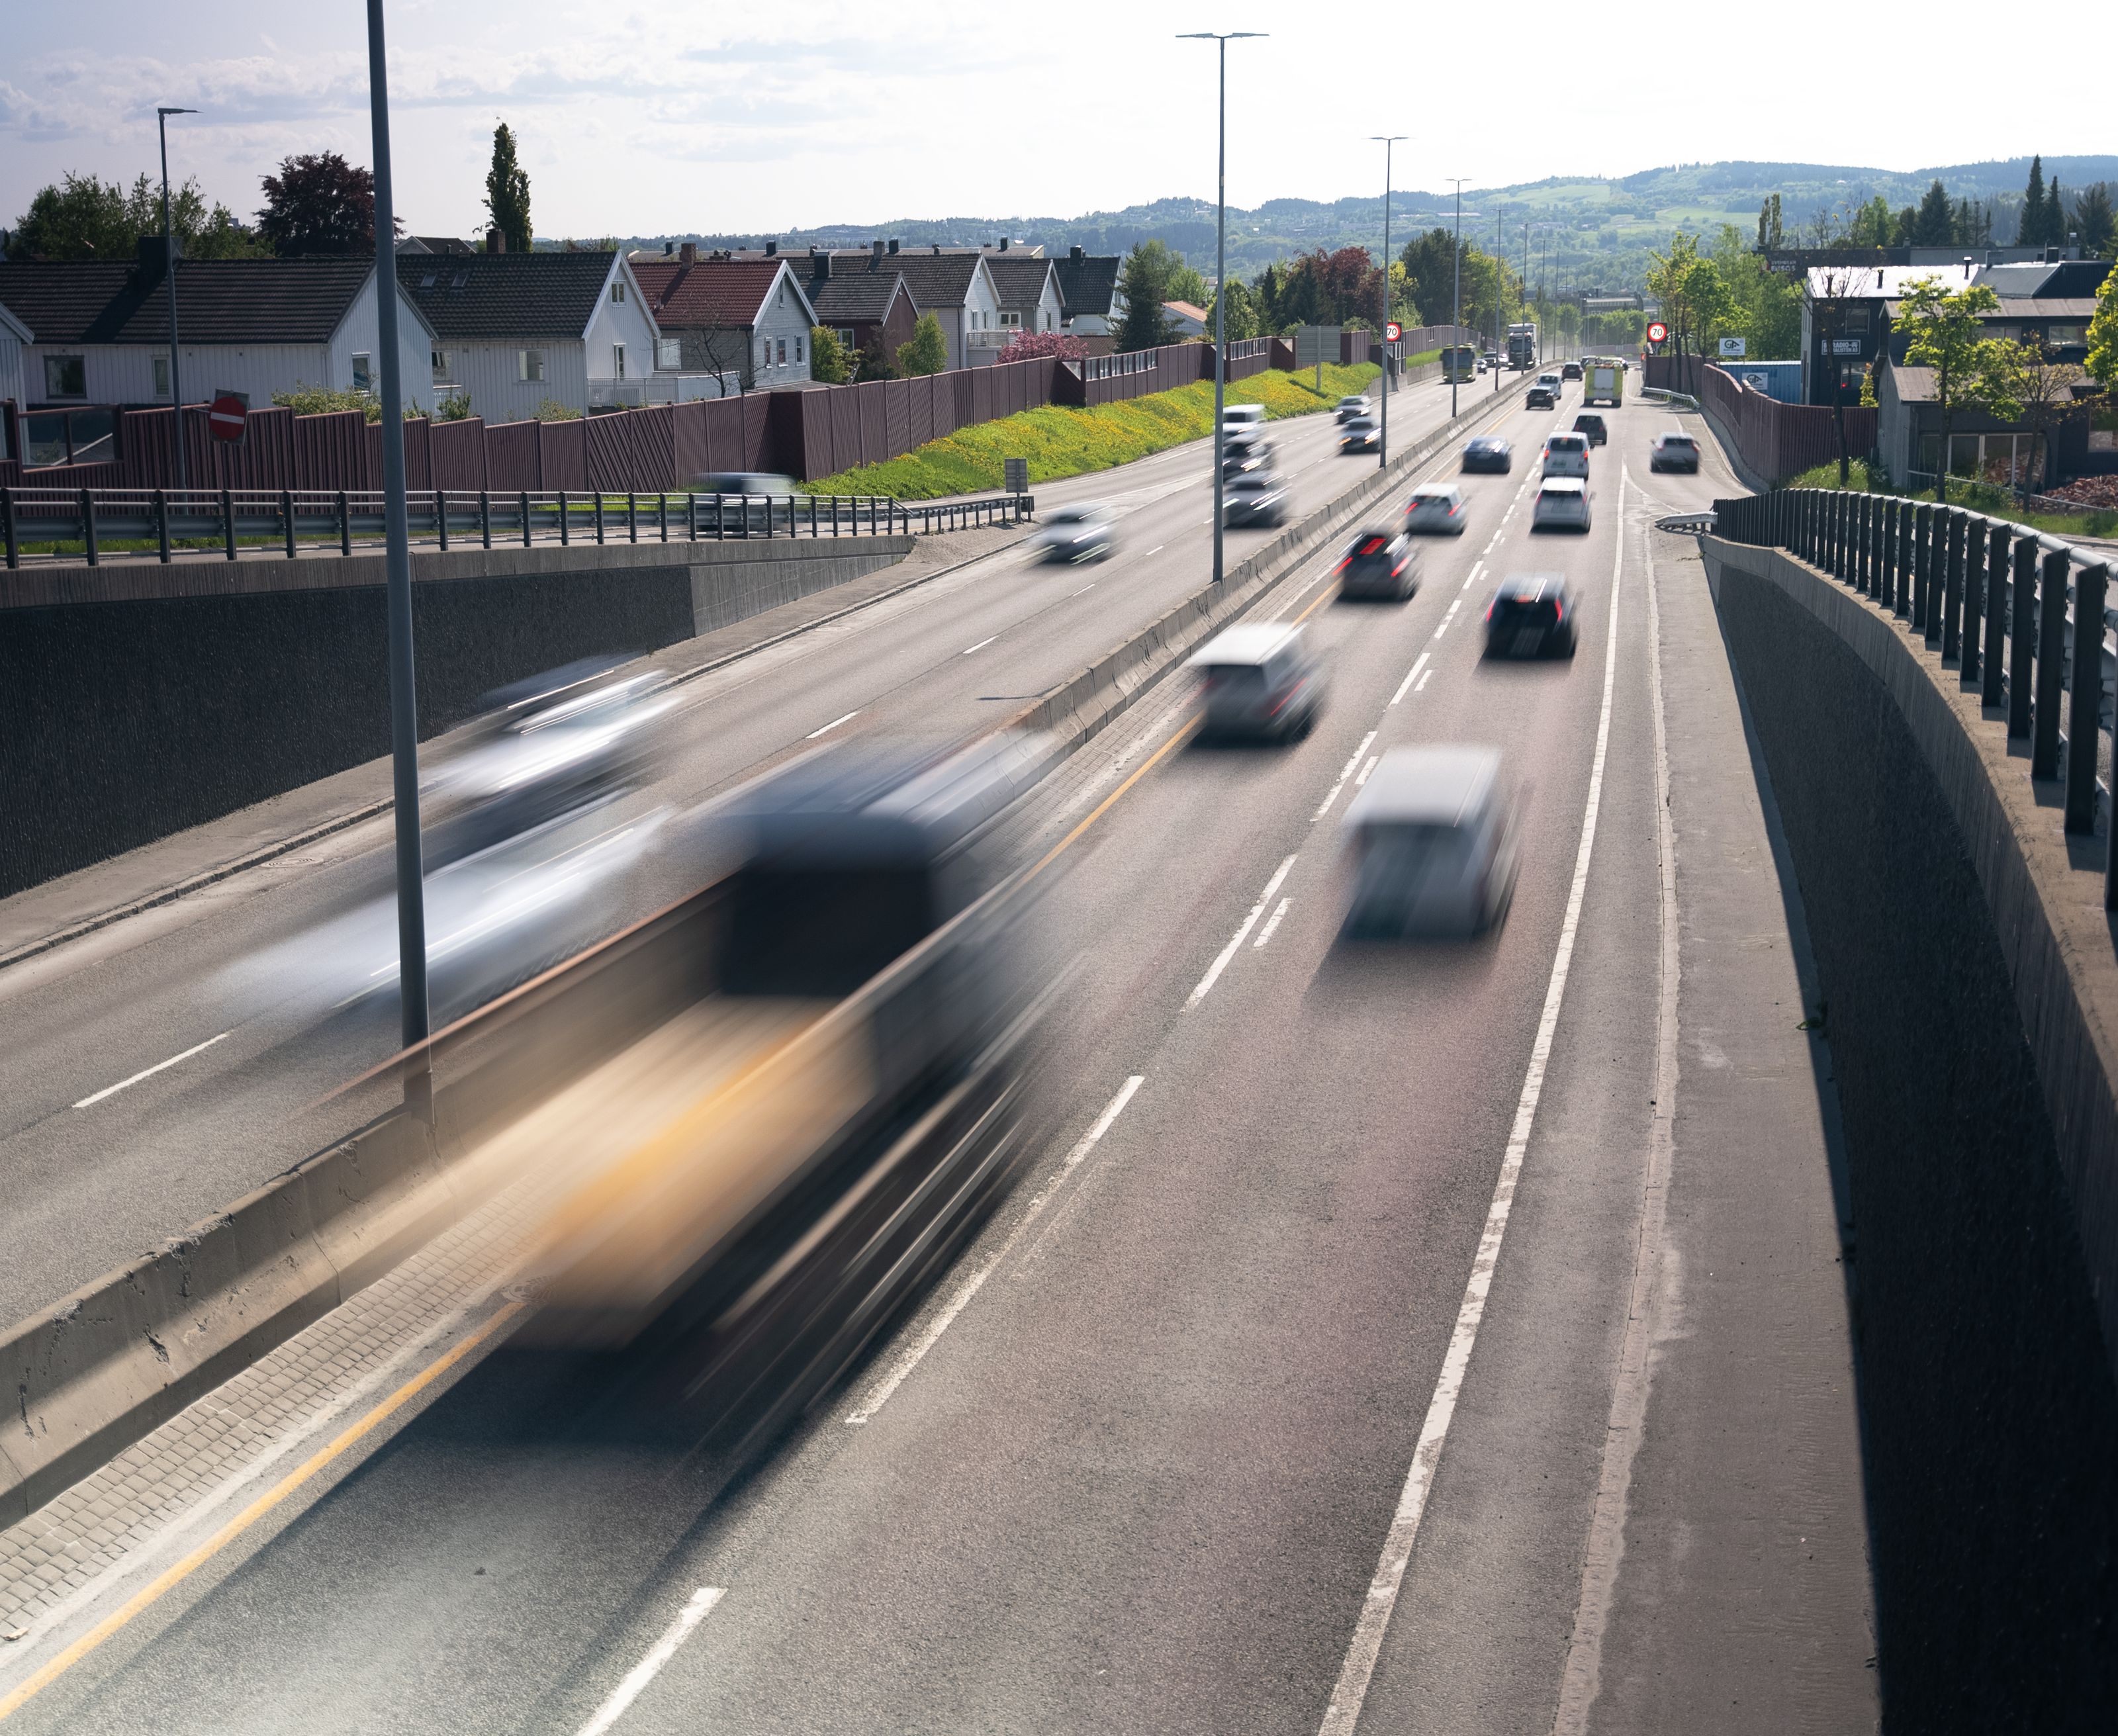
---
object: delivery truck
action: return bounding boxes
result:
[1582,360,1623,407]
[1506,322,1539,371]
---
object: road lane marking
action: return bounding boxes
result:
[1390,653,1431,706]
[575,1586,727,1736]
[848,1075,1145,1425]
[1318,470,1632,1736]
[0,1296,531,1721]
[1068,583,1097,598]
[1355,755,1380,787]
[1313,731,1377,822]
[806,710,858,739]
[962,636,997,655]
[1186,854,1297,1009]
[72,1032,231,1109]
[1416,668,1435,692]
[1254,897,1291,948]
[1023,717,1198,887]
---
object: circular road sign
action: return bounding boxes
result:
[1385,321,1403,342]
[1645,320,1669,345]
[207,394,248,443]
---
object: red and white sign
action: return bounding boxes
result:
[1645,321,1669,345]
[1385,321,1403,343]
[207,394,248,443]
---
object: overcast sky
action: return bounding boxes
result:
[3,1,2108,242]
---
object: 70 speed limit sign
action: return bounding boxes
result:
[1646,320,1669,345]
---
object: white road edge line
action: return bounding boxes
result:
[1355,755,1380,788]
[1254,896,1292,949]
[1314,731,1378,822]
[1390,654,1430,706]
[575,1586,726,1736]
[1415,668,1435,693]
[1317,469,1630,1736]
[962,636,997,655]
[806,710,858,739]
[848,1076,1145,1426]
[73,1032,232,1109]
[1186,855,1297,1009]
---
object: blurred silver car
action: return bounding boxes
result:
[1530,478,1592,532]
[1029,501,1116,563]
[1404,483,1468,535]
[1189,623,1322,741]
[1342,745,1519,938]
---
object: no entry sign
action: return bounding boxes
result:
[1645,321,1669,345]
[207,394,248,443]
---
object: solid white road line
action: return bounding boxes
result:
[1550,472,1682,1735]
[1390,654,1430,706]
[1186,855,1297,1009]
[575,1586,726,1736]
[73,1032,231,1109]
[806,710,858,739]
[1069,583,1097,598]
[1355,755,1380,788]
[962,636,998,655]
[1254,897,1291,949]
[1415,668,1435,692]
[1313,730,1377,822]
[1318,471,1631,1736]
[849,1076,1145,1425]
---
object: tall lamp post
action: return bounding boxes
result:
[1446,177,1469,417]
[1179,30,1264,585]
[1494,207,1505,394]
[1371,136,1404,467]
[365,0,430,1062]
[156,107,196,496]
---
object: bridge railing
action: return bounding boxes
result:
[1713,488,2117,907]
[0,485,1035,570]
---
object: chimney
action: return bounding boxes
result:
[812,248,832,279]
[1070,245,1084,260]
[1963,255,1974,279]
[679,241,698,265]
[486,227,504,253]
[872,238,885,262]
[663,240,674,255]
[764,238,777,256]
[888,238,900,255]
[932,243,942,255]
[135,233,179,278]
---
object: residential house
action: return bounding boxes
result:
[398,235,476,255]
[630,253,817,396]
[885,248,1004,370]
[1053,245,1122,340]
[0,297,28,414]
[396,246,658,418]
[0,243,436,412]
[1163,300,1209,338]
[984,253,1066,349]
[804,245,917,374]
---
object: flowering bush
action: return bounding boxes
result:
[999,329,1091,361]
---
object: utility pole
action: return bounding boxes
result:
[156,107,196,495]
[365,0,430,1062]
[1373,136,1405,467]
[1495,207,1504,394]
[1447,177,1468,417]
[1179,31,1264,585]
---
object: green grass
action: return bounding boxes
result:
[1784,460,2118,538]
[800,362,1384,500]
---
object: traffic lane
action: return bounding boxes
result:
[0,420,1626,1733]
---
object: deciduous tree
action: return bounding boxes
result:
[1992,337,2088,503]
[1894,277,2021,502]
[9,171,267,260]
[809,326,852,384]
[897,312,948,377]
[2083,265,2118,392]
[257,153,391,255]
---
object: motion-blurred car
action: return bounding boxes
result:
[1334,394,1372,424]
[1028,501,1116,563]
[1336,529,1419,601]
[1526,380,1559,410]
[1540,431,1592,479]
[693,471,799,531]
[1189,623,1323,741]
[1530,477,1592,531]
[1221,444,1272,480]
[1561,361,1583,381]
[1342,745,1520,938]
[1222,471,1290,528]
[1221,403,1267,434]
[1649,432,1700,473]
[1340,414,1381,453]
[1571,412,1608,447]
[1485,572,1579,656]
[1404,482,1469,535]
[1461,435,1513,473]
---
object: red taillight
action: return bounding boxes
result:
[1483,601,1494,621]
[1266,677,1305,718]
[1334,557,1350,574]
[1553,599,1564,623]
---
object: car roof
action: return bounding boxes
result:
[1410,482,1459,497]
[1190,623,1304,668]
[1655,430,1696,441]
[1496,571,1571,600]
[1343,745,1502,828]
[1348,527,1399,548]
[1538,477,1587,493]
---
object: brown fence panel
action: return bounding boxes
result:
[672,401,710,484]
[292,410,373,491]
[429,418,487,491]
[539,419,589,491]
[485,419,539,491]
[739,392,772,473]
[905,377,931,450]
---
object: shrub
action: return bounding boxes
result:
[811,326,852,385]
[269,383,424,422]
[999,329,1091,361]
[436,390,474,422]
[898,312,948,377]
[535,398,582,422]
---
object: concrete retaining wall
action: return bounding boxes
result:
[1700,534,2118,1729]
[0,537,913,898]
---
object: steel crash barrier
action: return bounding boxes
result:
[1712,488,2118,908]
[0,486,1036,569]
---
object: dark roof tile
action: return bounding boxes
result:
[0,257,385,345]
[396,250,614,340]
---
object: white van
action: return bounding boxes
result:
[1221,403,1267,430]
[1540,431,1590,480]
[1342,745,1520,938]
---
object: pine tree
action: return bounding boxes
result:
[483,122,533,253]
[2074,185,2115,260]
[2047,177,2066,248]
[2021,156,2047,248]
[1911,180,1955,246]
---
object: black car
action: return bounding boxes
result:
[1336,529,1418,601]
[1561,361,1583,381]
[1484,574,1579,659]
[1526,384,1558,410]
[1222,445,1271,480]
[1462,435,1513,473]
[1571,412,1608,447]
[1222,472,1289,527]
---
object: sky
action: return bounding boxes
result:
[3,1,2109,242]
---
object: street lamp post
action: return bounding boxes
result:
[156,107,196,496]
[1446,177,1469,417]
[365,0,430,1062]
[1179,30,1264,586]
[1372,136,1404,467]
[1494,208,1504,394]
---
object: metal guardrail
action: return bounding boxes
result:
[1712,488,2118,909]
[0,486,1036,570]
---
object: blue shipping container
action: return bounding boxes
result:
[1726,359,1804,404]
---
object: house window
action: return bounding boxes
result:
[777,337,788,365]
[999,310,1022,328]
[44,355,87,400]
[614,343,627,381]
[2048,324,2084,345]
[837,328,856,349]
[655,337,681,369]
[519,349,545,382]
[352,352,373,392]
[759,338,770,370]
[612,281,626,304]
[1043,310,1054,330]
[431,349,449,379]
[795,334,804,363]
[153,355,171,397]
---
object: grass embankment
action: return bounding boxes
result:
[1783,459,2118,539]
[802,362,1383,500]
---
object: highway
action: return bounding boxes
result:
[0,365,1515,1326]
[1,382,1878,1733]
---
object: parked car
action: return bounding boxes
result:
[1341,745,1520,938]
[1485,573,1579,657]
[1649,432,1700,473]
[1340,414,1381,453]
[1571,412,1608,447]
[1029,501,1117,563]
[1189,623,1323,741]
[1461,435,1513,473]
[1336,529,1419,601]
[1540,431,1591,479]
[1222,471,1290,527]
[1561,361,1583,381]
[1530,477,1592,532]
[1404,483,1469,535]
[1334,394,1372,424]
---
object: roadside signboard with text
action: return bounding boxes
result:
[1718,336,1747,357]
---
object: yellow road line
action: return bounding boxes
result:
[0,1297,530,1723]
[1023,714,1201,886]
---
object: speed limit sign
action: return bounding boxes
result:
[1385,321,1403,342]
[1646,320,1669,345]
